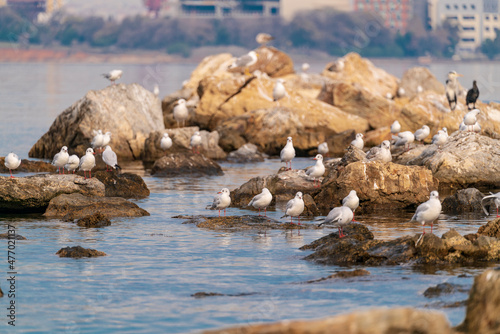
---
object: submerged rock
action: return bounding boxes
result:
[178,215,320,231]
[56,246,106,258]
[423,282,469,298]
[151,153,223,177]
[304,269,370,284]
[442,188,485,213]
[226,143,266,163]
[93,171,150,199]
[0,233,26,240]
[75,212,112,228]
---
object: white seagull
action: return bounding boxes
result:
[91,130,104,153]
[280,137,295,170]
[256,33,274,46]
[206,188,231,217]
[273,79,286,102]
[64,154,80,174]
[173,99,188,128]
[301,63,310,73]
[52,146,69,174]
[342,190,359,221]
[431,130,447,150]
[102,132,112,148]
[281,192,305,225]
[481,192,500,217]
[463,109,480,132]
[318,142,329,156]
[102,69,123,85]
[229,51,258,75]
[391,120,401,134]
[160,133,173,152]
[4,152,21,178]
[393,131,415,151]
[319,206,354,238]
[102,146,121,172]
[248,188,273,217]
[190,131,202,154]
[79,148,96,179]
[306,154,325,188]
[351,133,364,150]
[153,84,160,97]
[414,125,430,143]
[366,140,392,163]
[410,191,441,234]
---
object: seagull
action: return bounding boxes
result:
[91,130,104,153]
[318,142,329,156]
[365,140,392,162]
[463,109,480,132]
[153,84,160,97]
[342,190,359,222]
[4,152,21,178]
[318,205,353,238]
[466,80,479,110]
[281,192,305,225]
[397,87,405,97]
[273,79,286,102]
[102,146,121,172]
[160,133,173,152]
[350,133,364,150]
[306,154,325,188]
[256,33,274,46]
[280,136,295,170]
[229,51,258,76]
[442,127,448,136]
[414,125,430,143]
[79,148,96,179]
[206,188,231,217]
[445,71,462,111]
[248,188,273,216]
[64,154,80,174]
[301,63,310,73]
[393,131,415,151]
[173,99,188,128]
[190,131,202,154]
[417,85,424,94]
[410,191,441,234]
[391,120,401,134]
[102,69,123,85]
[102,132,112,148]
[459,121,481,133]
[52,146,69,174]
[431,130,447,150]
[481,192,500,217]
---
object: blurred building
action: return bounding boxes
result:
[352,0,413,31]
[280,0,351,20]
[428,0,500,54]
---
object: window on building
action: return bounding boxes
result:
[446,4,450,9]
[471,4,475,9]
[463,4,467,9]
[461,38,475,42]
[447,15,458,20]
[495,15,498,20]
[486,26,490,31]
[462,26,475,30]
[454,4,459,9]
[462,15,475,20]
[486,15,490,20]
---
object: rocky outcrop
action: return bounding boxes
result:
[93,171,150,199]
[442,188,485,213]
[228,46,295,78]
[43,193,149,220]
[398,67,445,100]
[29,83,164,160]
[142,127,227,161]
[0,233,26,240]
[56,246,106,258]
[226,143,266,163]
[75,212,112,227]
[407,131,500,188]
[477,218,500,239]
[179,215,320,231]
[151,153,223,176]
[0,157,54,174]
[0,174,104,213]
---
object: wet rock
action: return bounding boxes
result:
[407,132,500,188]
[423,282,469,298]
[303,193,319,217]
[142,127,227,161]
[151,153,223,177]
[204,307,452,334]
[226,143,266,163]
[442,188,485,213]
[29,83,164,160]
[0,286,3,297]
[178,215,320,231]
[93,171,150,199]
[442,229,472,248]
[56,246,106,258]
[477,217,500,239]
[43,193,150,220]
[304,269,370,283]
[457,268,500,334]
[398,67,445,100]
[191,291,257,298]
[0,174,104,213]
[0,233,26,240]
[301,223,374,251]
[0,157,54,174]
[75,212,112,228]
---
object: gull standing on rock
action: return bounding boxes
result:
[431,130,448,150]
[351,133,364,150]
[301,63,310,73]
[463,109,480,132]
[342,190,359,222]
[280,136,295,170]
[273,79,286,103]
[160,133,172,152]
[248,188,273,217]
[102,69,123,85]
[318,142,329,156]
[206,188,231,217]
[391,120,401,134]
[102,146,121,172]
[4,152,21,178]
[481,192,500,217]
[52,146,69,174]
[102,132,112,148]
[281,192,304,225]
[393,131,415,151]
[173,99,188,128]
[190,131,202,154]
[306,154,325,188]
[64,154,80,174]
[414,125,430,143]
[91,130,104,153]
[228,51,258,76]
[256,33,274,46]
[410,191,441,234]
[318,205,353,238]
[445,71,462,111]
[366,140,392,162]
[79,148,96,179]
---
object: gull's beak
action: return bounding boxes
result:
[457,73,464,77]
[313,157,317,160]
[217,191,222,194]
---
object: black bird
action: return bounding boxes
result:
[466,80,479,110]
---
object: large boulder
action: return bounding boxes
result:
[151,153,223,177]
[93,172,150,199]
[442,188,485,213]
[29,83,164,160]
[398,67,445,100]
[227,46,295,78]
[0,174,104,213]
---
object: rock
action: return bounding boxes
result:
[142,127,227,161]
[364,127,392,147]
[179,215,320,231]
[0,233,26,240]
[398,67,445,100]
[423,282,468,298]
[457,268,500,334]
[338,145,366,167]
[191,292,224,298]
[228,46,295,78]
[0,174,104,213]
[204,307,452,334]
[477,218,500,239]
[313,161,439,213]
[407,131,500,188]
[303,193,319,217]
[93,171,150,199]
[442,229,472,248]
[322,52,399,98]
[304,269,370,283]
[43,193,150,220]
[151,153,223,177]
[0,157,54,174]
[0,286,2,297]
[56,246,106,258]
[75,212,112,228]
[442,188,485,213]
[182,53,235,94]
[29,83,164,160]
[162,96,198,129]
[415,234,448,263]
[226,143,266,163]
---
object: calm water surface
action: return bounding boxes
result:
[0,60,497,333]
